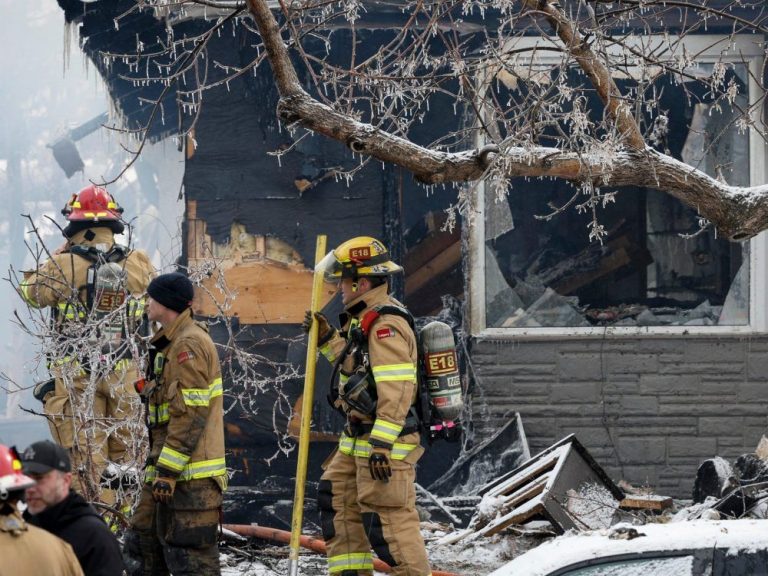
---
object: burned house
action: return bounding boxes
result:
[56,0,768,505]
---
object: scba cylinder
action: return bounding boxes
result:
[420,321,463,422]
[94,262,128,351]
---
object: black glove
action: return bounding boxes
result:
[368,446,392,483]
[302,310,334,344]
[151,476,176,504]
[33,378,55,403]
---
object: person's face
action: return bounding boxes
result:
[340,278,362,305]
[340,277,377,305]
[24,470,71,515]
[146,296,162,323]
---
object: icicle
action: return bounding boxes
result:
[63,20,74,75]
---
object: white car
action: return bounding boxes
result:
[489,519,768,576]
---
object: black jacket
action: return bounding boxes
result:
[24,491,125,576]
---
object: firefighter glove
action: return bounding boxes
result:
[152,474,176,504]
[368,446,392,483]
[302,310,335,344]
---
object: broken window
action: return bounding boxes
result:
[483,62,752,329]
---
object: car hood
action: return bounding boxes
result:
[489,519,768,576]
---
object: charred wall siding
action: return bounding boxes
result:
[470,335,768,498]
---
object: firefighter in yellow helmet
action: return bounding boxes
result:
[304,236,432,576]
[18,185,156,507]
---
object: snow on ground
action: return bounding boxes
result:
[219,525,549,576]
[221,549,327,576]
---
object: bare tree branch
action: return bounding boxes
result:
[243,0,768,240]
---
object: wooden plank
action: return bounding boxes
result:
[478,483,548,537]
[500,474,549,508]
[619,495,673,511]
[486,455,559,498]
[405,225,460,273]
[186,215,336,324]
[193,262,336,324]
[405,239,461,296]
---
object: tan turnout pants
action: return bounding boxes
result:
[128,478,223,576]
[44,361,145,505]
[318,448,431,576]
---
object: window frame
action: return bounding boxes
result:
[469,34,768,338]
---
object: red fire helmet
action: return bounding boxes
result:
[0,444,35,500]
[61,184,123,223]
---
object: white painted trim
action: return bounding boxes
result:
[748,54,768,333]
[469,34,768,338]
[470,176,487,335]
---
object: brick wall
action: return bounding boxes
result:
[469,336,768,498]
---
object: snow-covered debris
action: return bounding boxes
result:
[565,482,620,530]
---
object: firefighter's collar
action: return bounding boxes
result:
[341,283,391,323]
[0,508,27,535]
[151,308,194,347]
[344,283,390,314]
[66,226,115,248]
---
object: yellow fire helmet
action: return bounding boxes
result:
[317,236,403,282]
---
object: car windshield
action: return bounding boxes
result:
[557,555,694,576]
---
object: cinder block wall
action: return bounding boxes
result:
[469,336,768,498]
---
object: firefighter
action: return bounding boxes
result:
[304,236,431,576]
[18,184,156,507]
[0,443,84,576]
[124,272,226,575]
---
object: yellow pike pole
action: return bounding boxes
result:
[288,234,327,576]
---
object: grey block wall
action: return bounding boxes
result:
[469,336,768,498]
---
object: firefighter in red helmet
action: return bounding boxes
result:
[304,236,431,576]
[60,184,126,236]
[19,184,156,508]
[0,444,83,575]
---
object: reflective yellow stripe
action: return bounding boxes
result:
[328,553,374,573]
[371,363,417,382]
[337,433,417,460]
[128,299,145,317]
[56,302,86,320]
[180,377,223,407]
[369,419,403,444]
[144,458,227,483]
[319,338,337,362]
[113,359,132,373]
[19,281,40,308]
[157,446,191,473]
[48,356,132,375]
[148,402,170,425]
[180,458,227,480]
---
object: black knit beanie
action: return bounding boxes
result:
[147,272,194,313]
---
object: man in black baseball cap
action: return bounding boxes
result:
[22,440,125,576]
[21,440,71,475]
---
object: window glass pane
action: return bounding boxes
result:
[559,555,695,576]
[485,64,750,329]
[713,548,768,576]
